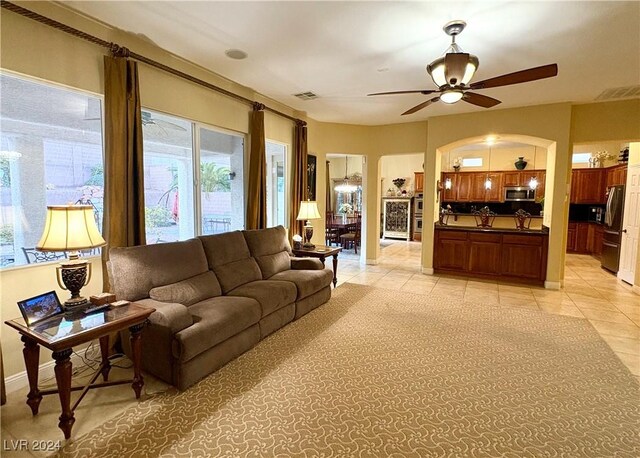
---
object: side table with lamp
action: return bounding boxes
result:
[4,204,155,439]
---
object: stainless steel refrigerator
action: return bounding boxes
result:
[601,185,625,273]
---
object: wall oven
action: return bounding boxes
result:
[504,186,536,202]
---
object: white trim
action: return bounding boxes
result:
[5,353,85,395]
[421,267,434,275]
[632,285,640,296]
[544,281,561,290]
[365,258,378,265]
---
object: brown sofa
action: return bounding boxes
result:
[107,226,333,390]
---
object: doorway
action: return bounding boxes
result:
[326,154,364,261]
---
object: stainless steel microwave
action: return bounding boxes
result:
[504,186,536,201]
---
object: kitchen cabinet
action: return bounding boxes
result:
[587,223,604,256]
[531,171,546,200]
[434,227,548,284]
[434,230,468,270]
[414,172,424,192]
[456,173,473,202]
[567,222,602,255]
[441,172,458,201]
[570,169,606,204]
[470,173,488,201]
[503,171,522,187]
[485,172,504,202]
[606,164,627,187]
[468,233,502,275]
[567,223,577,252]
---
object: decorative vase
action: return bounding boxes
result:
[514,157,527,170]
[453,165,460,172]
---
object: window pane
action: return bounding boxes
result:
[572,152,591,164]
[0,74,103,268]
[142,110,194,243]
[462,157,483,167]
[200,127,244,235]
[266,142,286,227]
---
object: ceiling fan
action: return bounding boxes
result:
[368,20,558,116]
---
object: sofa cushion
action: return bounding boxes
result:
[173,296,261,363]
[149,271,221,306]
[199,232,262,293]
[243,226,292,278]
[108,239,209,301]
[291,257,324,270]
[228,280,297,317]
[270,268,333,300]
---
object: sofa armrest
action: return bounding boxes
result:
[136,298,193,334]
[290,257,324,270]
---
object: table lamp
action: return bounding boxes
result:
[296,200,321,248]
[36,205,106,309]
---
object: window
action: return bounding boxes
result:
[462,157,483,167]
[0,74,104,269]
[200,127,244,235]
[572,152,591,164]
[142,110,245,243]
[266,141,286,227]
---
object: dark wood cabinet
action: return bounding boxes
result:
[468,233,502,275]
[414,172,424,192]
[441,172,458,201]
[501,234,546,280]
[567,223,577,252]
[434,227,548,285]
[575,222,589,253]
[503,171,522,187]
[485,172,504,202]
[470,173,488,201]
[570,169,606,204]
[435,231,468,270]
[587,223,604,256]
[456,173,473,202]
[606,164,627,187]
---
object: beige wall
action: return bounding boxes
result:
[442,146,548,172]
[380,154,424,195]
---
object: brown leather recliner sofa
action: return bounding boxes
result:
[107,226,333,390]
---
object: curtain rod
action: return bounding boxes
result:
[1,1,306,126]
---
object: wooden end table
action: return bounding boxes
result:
[4,303,155,439]
[292,245,342,288]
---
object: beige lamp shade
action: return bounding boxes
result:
[36,205,106,251]
[296,200,321,221]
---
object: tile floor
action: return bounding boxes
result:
[1,240,638,455]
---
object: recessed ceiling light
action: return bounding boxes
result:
[485,135,498,145]
[225,49,248,60]
[377,67,390,72]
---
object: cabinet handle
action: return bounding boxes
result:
[602,241,618,248]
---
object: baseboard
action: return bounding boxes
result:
[365,258,378,265]
[5,352,86,395]
[544,281,561,290]
[421,267,434,275]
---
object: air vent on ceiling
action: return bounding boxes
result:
[293,91,319,101]
[595,85,640,101]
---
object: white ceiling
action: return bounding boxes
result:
[63,1,640,126]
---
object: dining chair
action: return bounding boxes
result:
[325,212,341,246]
[339,216,362,253]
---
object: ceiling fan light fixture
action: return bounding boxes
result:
[440,89,463,104]
[462,57,479,84]
[427,58,447,87]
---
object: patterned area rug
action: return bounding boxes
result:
[57,284,639,457]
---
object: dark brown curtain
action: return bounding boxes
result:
[246,103,267,229]
[325,160,331,213]
[289,121,308,242]
[102,55,145,291]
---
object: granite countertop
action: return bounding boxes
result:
[434,223,549,235]
[447,212,543,219]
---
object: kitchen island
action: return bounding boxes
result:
[434,224,549,285]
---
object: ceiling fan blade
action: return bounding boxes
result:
[401,97,441,115]
[469,64,558,90]
[462,92,501,108]
[444,53,469,86]
[368,89,438,96]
